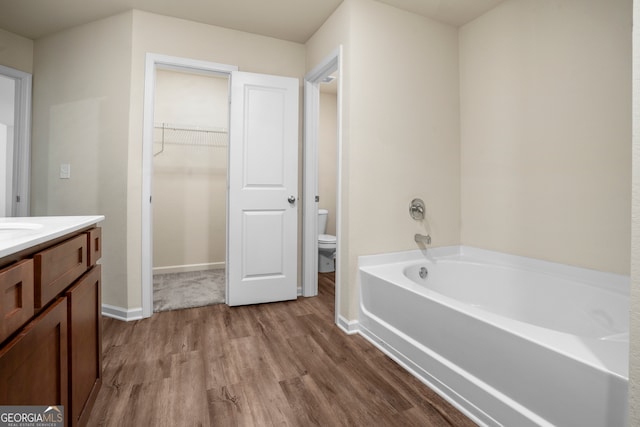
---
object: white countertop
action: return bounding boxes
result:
[0,216,105,259]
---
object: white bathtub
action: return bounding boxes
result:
[358,246,629,427]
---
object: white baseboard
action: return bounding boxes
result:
[102,304,143,322]
[153,262,225,275]
[337,315,359,334]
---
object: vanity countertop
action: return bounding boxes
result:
[0,215,105,259]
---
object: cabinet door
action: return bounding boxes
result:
[66,265,101,427]
[0,297,68,423]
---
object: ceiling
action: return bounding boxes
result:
[0,0,507,43]
[380,0,507,27]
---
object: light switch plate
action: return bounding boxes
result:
[60,163,71,179]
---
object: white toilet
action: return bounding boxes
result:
[317,209,336,273]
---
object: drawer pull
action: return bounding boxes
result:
[5,281,23,314]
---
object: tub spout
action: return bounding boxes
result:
[415,233,431,245]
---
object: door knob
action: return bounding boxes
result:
[288,195,296,204]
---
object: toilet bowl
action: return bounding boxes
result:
[318,209,336,273]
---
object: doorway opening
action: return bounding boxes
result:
[142,55,300,317]
[141,54,237,318]
[0,64,31,217]
[303,47,345,329]
[151,69,230,313]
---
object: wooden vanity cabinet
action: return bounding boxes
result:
[0,226,102,427]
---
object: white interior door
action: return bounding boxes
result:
[227,71,299,306]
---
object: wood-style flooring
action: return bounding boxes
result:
[87,273,476,426]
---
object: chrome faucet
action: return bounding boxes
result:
[414,233,431,245]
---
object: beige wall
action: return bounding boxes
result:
[307,0,461,320]
[28,9,305,312]
[153,70,228,270]
[31,12,133,308]
[0,28,33,73]
[126,10,306,308]
[460,0,632,274]
[319,91,337,236]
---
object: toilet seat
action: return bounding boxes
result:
[318,234,336,243]
[318,234,336,250]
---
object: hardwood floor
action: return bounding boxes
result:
[87,272,476,426]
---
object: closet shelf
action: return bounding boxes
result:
[154,123,227,156]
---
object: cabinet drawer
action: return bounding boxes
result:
[0,259,34,344]
[86,227,102,266]
[34,235,87,309]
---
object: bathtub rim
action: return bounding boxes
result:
[359,245,629,296]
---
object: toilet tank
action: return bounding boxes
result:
[318,209,328,235]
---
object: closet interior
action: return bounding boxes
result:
[152,69,229,312]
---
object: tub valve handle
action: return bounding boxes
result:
[409,198,425,220]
